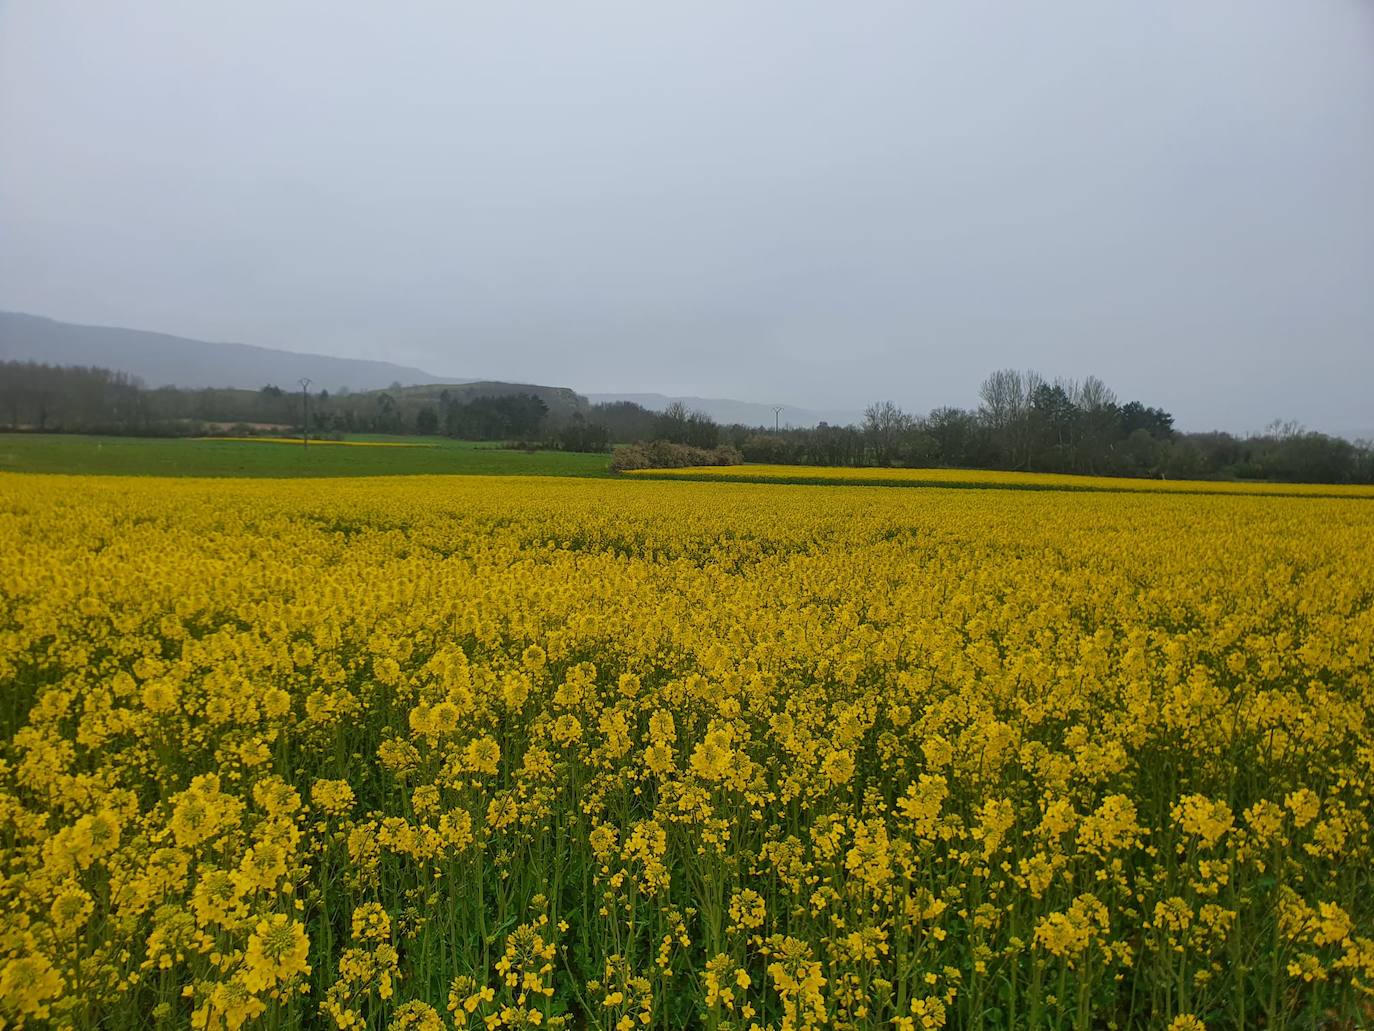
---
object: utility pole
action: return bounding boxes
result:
[299,378,312,447]
[773,406,784,432]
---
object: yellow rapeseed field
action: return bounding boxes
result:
[1,473,1371,1030]
[626,464,1374,498]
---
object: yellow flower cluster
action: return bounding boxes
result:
[1,471,1372,1029]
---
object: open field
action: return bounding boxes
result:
[625,463,1374,498]
[0,434,610,478]
[2,471,1372,1029]
[192,437,436,448]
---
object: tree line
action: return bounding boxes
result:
[0,362,714,451]
[0,362,552,442]
[4,360,1371,483]
[719,371,1371,484]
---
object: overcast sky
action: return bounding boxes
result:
[2,1,1371,433]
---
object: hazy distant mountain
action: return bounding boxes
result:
[585,392,863,429]
[0,312,449,392]
[0,313,860,427]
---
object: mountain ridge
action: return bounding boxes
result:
[0,311,450,393]
[3,312,858,429]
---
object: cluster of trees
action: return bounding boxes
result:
[5,360,1371,484]
[0,362,555,442]
[244,385,553,441]
[719,370,1372,483]
[2,362,144,432]
[427,392,548,440]
[492,400,720,454]
[743,371,1179,476]
[573,400,721,450]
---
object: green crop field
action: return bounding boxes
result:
[0,434,612,478]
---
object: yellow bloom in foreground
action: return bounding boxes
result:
[242,914,312,992]
[142,678,177,713]
[49,884,95,934]
[0,952,65,1021]
[351,902,393,943]
[1034,894,1111,959]
[1285,788,1321,828]
[193,977,266,1031]
[1077,794,1143,857]
[1173,794,1234,849]
[389,1000,445,1031]
[311,778,356,817]
[821,748,855,786]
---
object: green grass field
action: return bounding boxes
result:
[0,434,612,478]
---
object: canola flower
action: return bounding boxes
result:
[624,462,1374,497]
[0,471,1372,1029]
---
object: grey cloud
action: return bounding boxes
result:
[2,0,1371,434]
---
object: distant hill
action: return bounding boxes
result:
[0,311,449,392]
[585,392,863,429]
[2,312,865,428]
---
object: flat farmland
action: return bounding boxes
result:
[0,434,611,479]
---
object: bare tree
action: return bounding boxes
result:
[1265,419,1304,441]
[979,369,1044,468]
[978,369,1025,431]
[1077,374,1117,413]
[863,400,914,466]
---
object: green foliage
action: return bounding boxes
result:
[652,402,720,449]
[442,393,548,440]
[609,441,743,472]
[557,416,611,453]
